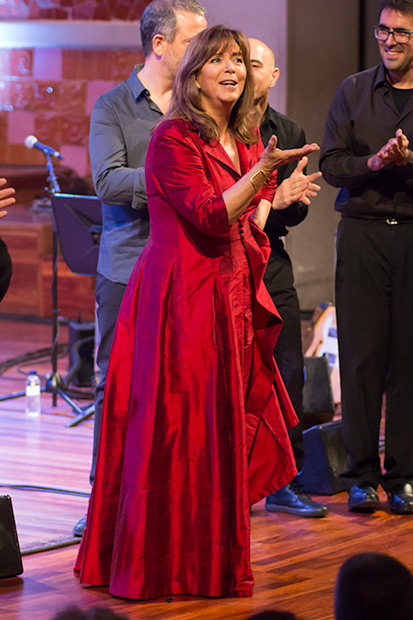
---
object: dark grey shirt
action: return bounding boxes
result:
[89,66,163,283]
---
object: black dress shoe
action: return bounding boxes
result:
[348,484,381,513]
[388,483,413,515]
[72,514,87,537]
[265,480,328,517]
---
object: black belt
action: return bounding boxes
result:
[382,218,408,225]
[342,215,413,225]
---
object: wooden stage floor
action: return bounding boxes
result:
[0,316,412,620]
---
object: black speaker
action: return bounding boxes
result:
[297,420,349,495]
[68,321,95,387]
[0,495,23,578]
[302,356,335,429]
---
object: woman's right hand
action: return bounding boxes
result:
[260,135,320,176]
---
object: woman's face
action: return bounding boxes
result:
[195,41,247,120]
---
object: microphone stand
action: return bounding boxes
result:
[45,153,60,407]
[0,153,93,421]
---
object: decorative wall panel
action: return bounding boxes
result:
[0,0,151,178]
[0,0,149,21]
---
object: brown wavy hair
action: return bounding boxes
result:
[164,25,257,145]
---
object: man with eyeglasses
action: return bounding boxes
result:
[320,0,413,515]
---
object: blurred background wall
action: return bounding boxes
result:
[0,0,383,310]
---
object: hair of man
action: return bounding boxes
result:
[379,0,413,17]
[165,24,256,145]
[140,0,207,57]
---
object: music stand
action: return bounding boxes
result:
[0,161,101,426]
[51,193,101,276]
[51,193,102,427]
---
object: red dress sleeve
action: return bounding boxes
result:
[255,130,277,204]
[146,121,231,236]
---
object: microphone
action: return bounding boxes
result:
[24,135,64,160]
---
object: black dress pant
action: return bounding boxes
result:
[90,273,126,484]
[264,239,305,471]
[336,217,413,492]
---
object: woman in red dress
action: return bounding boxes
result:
[75,25,318,600]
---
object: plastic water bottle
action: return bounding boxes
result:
[25,370,41,417]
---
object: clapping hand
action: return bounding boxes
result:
[273,156,322,210]
[368,128,410,171]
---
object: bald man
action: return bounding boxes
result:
[249,38,326,518]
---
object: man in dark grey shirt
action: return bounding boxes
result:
[73,0,207,537]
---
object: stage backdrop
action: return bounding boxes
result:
[0,0,151,176]
[0,0,382,308]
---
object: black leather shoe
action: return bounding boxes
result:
[388,483,413,515]
[348,484,381,513]
[72,514,87,537]
[265,480,328,517]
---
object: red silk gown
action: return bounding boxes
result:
[75,119,298,599]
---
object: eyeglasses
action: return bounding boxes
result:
[373,25,413,44]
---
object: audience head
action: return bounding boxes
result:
[246,611,298,620]
[52,606,129,620]
[335,552,413,620]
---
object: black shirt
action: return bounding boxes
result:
[260,106,308,239]
[389,82,413,114]
[319,63,413,220]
